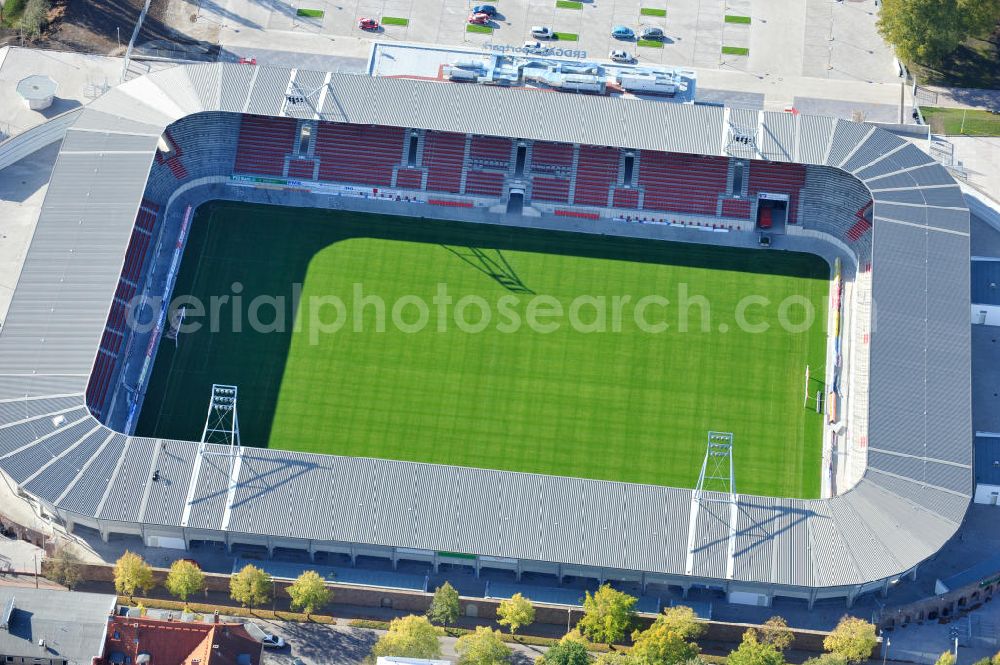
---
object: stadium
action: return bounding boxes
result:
[0,62,972,608]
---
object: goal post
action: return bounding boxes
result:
[804,364,810,408]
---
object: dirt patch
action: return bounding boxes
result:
[0,0,143,54]
[0,0,218,58]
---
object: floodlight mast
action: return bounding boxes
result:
[686,431,737,577]
[181,384,244,530]
[200,384,241,454]
[694,431,735,501]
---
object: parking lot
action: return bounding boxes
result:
[212,0,898,83]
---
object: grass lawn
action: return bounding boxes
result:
[725,14,750,24]
[640,7,666,17]
[295,7,324,17]
[553,32,578,41]
[466,23,493,33]
[722,45,749,56]
[920,106,1000,136]
[380,16,409,25]
[556,0,583,8]
[637,39,664,48]
[137,201,828,498]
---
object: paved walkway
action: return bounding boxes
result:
[923,87,1000,111]
[949,136,1000,202]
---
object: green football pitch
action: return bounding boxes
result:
[137,201,829,498]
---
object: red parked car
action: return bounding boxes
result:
[358,17,380,30]
[467,12,490,24]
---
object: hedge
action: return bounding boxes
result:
[124,597,337,625]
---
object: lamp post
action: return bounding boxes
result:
[882,638,890,665]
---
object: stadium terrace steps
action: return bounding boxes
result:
[747,160,807,223]
[638,152,729,216]
[530,141,574,170]
[394,167,425,190]
[136,200,159,232]
[315,123,407,186]
[528,141,573,203]
[611,186,640,209]
[287,158,317,180]
[721,197,752,219]
[464,170,507,196]
[800,165,874,263]
[530,175,571,203]
[469,135,514,169]
[573,145,620,207]
[423,131,466,193]
[235,114,299,176]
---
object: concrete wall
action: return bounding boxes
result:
[878,579,998,632]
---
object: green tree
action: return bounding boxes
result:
[629,606,703,665]
[229,564,272,611]
[538,635,592,665]
[165,559,205,602]
[823,617,878,665]
[371,614,443,659]
[960,0,1000,36]
[970,652,1000,665]
[286,570,331,617]
[876,0,1000,64]
[42,546,83,590]
[751,617,794,652]
[577,584,637,646]
[935,653,956,665]
[497,593,536,636]
[113,551,154,601]
[456,626,512,665]
[801,655,846,665]
[727,631,785,665]
[427,581,461,626]
[596,653,636,665]
[19,0,48,38]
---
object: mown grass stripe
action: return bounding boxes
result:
[725,14,751,24]
[722,45,749,55]
[637,39,663,48]
[296,7,324,17]
[381,16,409,25]
[556,0,583,8]
[466,23,493,33]
[553,31,578,40]
[640,7,666,16]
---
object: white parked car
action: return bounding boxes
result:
[609,49,634,63]
[530,25,554,39]
[523,40,544,53]
[261,634,286,649]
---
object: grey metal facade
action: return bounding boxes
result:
[0,63,972,601]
